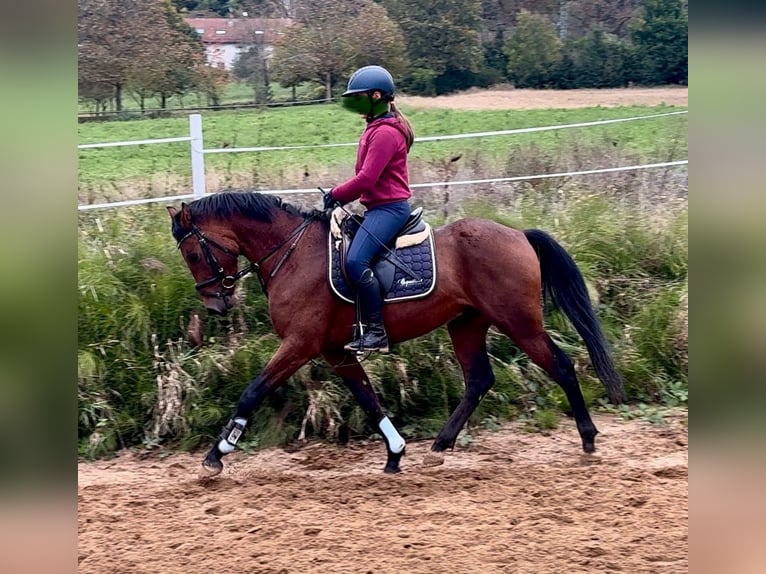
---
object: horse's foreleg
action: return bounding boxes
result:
[324,351,405,473]
[425,312,494,467]
[200,340,310,478]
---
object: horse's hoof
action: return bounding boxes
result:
[422,451,445,467]
[383,465,401,474]
[579,452,602,465]
[198,459,223,479]
[582,441,596,454]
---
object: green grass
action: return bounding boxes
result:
[78,103,687,199]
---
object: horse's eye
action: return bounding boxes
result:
[187,253,200,264]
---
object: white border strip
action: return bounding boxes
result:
[409,160,688,189]
[204,141,358,153]
[415,111,688,142]
[77,160,687,211]
[78,136,192,150]
[203,111,687,154]
[78,193,197,211]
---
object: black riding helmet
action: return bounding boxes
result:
[341,65,395,120]
[342,65,396,100]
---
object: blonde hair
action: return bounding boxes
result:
[390,102,415,152]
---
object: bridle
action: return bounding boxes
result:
[176,218,313,298]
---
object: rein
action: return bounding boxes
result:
[177,218,314,298]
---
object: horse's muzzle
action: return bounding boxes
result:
[203,295,233,316]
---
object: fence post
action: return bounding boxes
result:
[189,114,206,199]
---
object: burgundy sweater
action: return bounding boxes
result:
[331,116,412,209]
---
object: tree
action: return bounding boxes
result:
[171,0,232,16]
[237,0,300,18]
[482,28,509,84]
[78,80,114,115]
[385,0,484,94]
[79,0,205,111]
[195,64,230,106]
[630,0,687,85]
[126,3,204,110]
[565,0,642,39]
[156,4,205,107]
[233,44,272,104]
[172,0,294,17]
[270,0,406,99]
[504,10,562,88]
[79,0,151,112]
[567,28,631,88]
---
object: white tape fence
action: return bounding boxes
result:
[77,110,688,211]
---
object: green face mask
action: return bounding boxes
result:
[341,93,388,118]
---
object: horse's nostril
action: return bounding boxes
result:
[204,298,229,316]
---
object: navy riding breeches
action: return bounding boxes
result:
[345,200,411,285]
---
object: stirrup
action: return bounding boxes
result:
[344,342,389,353]
[344,334,389,354]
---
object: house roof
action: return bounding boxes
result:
[185,18,293,45]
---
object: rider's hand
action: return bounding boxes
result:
[323,191,337,210]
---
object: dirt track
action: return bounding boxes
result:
[78,413,687,574]
[398,86,688,110]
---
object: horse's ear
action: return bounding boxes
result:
[179,202,193,227]
[166,206,178,218]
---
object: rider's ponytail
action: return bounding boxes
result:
[390,101,415,152]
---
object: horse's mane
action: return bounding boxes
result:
[188,190,330,225]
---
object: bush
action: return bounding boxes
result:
[567,29,632,88]
[402,67,439,96]
[631,0,688,85]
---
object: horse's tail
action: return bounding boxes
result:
[524,229,626,404]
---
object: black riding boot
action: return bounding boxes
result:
[345,270,389,353]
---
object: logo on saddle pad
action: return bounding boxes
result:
[397,277,424,288]
[328,207,436,303]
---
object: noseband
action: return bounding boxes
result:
[176,225,249,298]
[176,219,313,298]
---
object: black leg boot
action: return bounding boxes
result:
[345,270,389,353]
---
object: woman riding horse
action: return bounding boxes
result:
[324,65,416,354]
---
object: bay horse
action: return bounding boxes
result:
[167,191,625,478]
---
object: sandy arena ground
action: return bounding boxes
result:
[78,413,688,574]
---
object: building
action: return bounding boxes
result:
[185,17,293,70]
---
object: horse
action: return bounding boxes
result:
[167,191,625,478]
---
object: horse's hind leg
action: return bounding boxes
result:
[499,319,598,453]
[425,310,494,466]
[324,350,406,473]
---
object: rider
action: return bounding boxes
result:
[323,65,415,353]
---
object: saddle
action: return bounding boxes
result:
[328,207,436,304]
